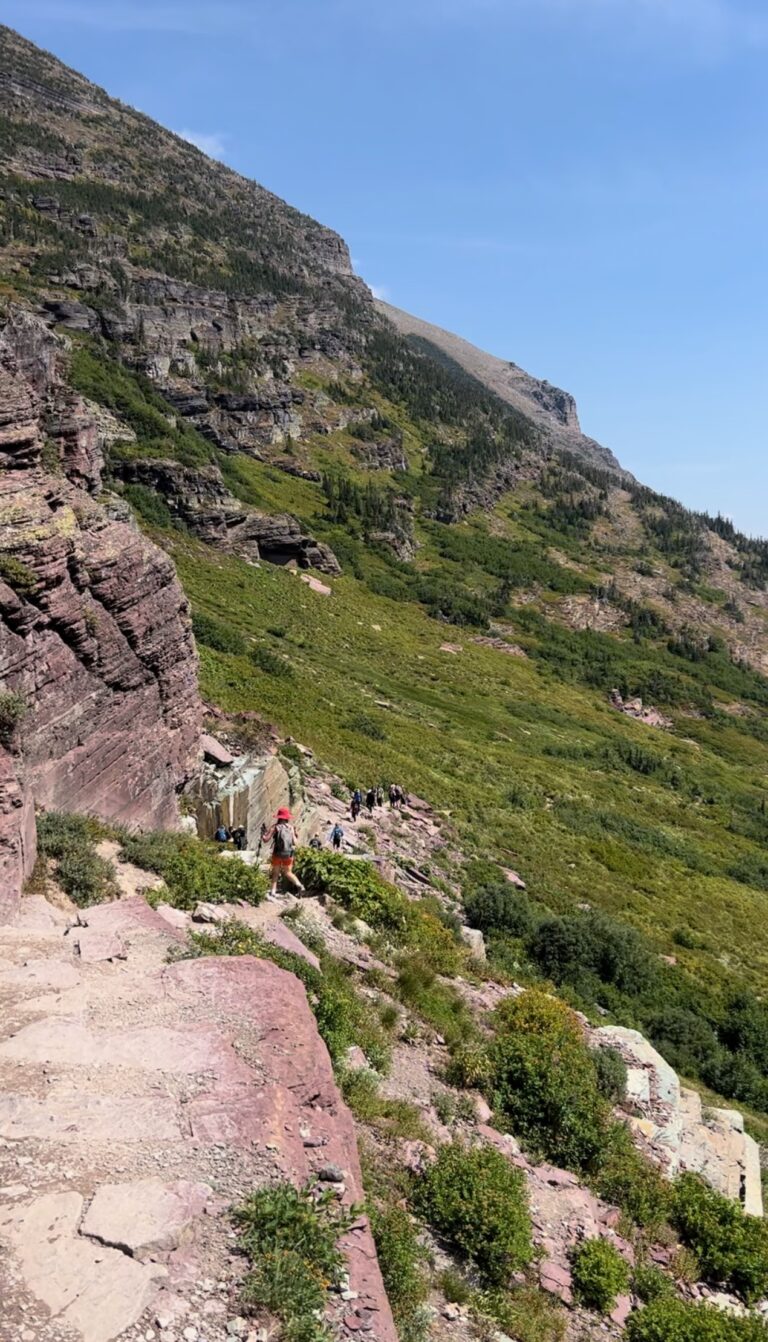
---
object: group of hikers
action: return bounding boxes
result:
[213,780,410,900]
[350,782,408,820]
[213,823,248,850]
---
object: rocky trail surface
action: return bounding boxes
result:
[0,893,396,1342]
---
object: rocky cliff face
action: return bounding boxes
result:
[0,309,202,899]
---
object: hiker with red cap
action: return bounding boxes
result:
[262,807,304,900]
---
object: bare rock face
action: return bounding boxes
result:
[113,456,341,574]
[0,310,202,903]
[593,1026,764,1216]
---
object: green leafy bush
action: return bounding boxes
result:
[569,1238,630,1313]
[626,1298,768,1341]
[671,1173,768,1303]
[462,883,543,940]
[488,991,610,1172]
[250,644,294,677]
[369,1203,430,1342]
[0,690,25,747]
[37,812,117,907]
[118,831,265,907]
[413,1142,532,1285]
[235,1183,354,1342]
[122,483,174,529]
[530,910,658,996]
[294,849,408,930]
[593,1124,672,1232]
[632,1263,674,1304]
[191,612,247,655]
[593,1046,628,1103]
[347,711,387,741]
[0,554,36,594]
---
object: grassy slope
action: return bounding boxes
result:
[168,527,768,994]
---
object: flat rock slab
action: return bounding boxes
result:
[0,959,81,990]
[0,1191,165,1342]
[0,1091,183,1143]
[81,1178,212,1257]
[73,928,126,963]
[0,1018,251,1079]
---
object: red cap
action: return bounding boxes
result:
[276,808,292,821]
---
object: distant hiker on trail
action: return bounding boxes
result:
[376,785,384,808]
[263,808,305,899]
[309,834,323,850]
[388,783,399,809]
[214,824,230,844]
[351,789,362,821]
[366,787,376,814]
[231,825,247,851]
[330,822,344,851]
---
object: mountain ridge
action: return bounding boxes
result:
[376,297,631,480]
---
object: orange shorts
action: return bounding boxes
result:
[271,856,294,870]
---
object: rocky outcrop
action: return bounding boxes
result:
[0,310,202,902]
[351,434,408,473]
[593,1026,763,1216]
[0,894,397,1342]
[114,457,341,573]
[185,749,295,846]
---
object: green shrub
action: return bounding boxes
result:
[241,1250,326,1342]
[369,1203,429,1342]
[394,954,477,1048]
[477,1288,567,1342]
[294,849,407,930]
[122,483,174,528]
[235,1182,354,1342]
[633,1263,674,1304]
[250,644,293,677]
[37,811,117,906]
[347,711,386,741]
[412,1142,532,1285]
[0,691,26,746]
[594,1123,672,1232]
[529,911,658,996]
[626,1298,768,1341]
[118,831,265,908]
[340,1068,427,1140]
[191,612,247,655]
[462,884,543,939]
[593,1046,628,1104]
[671,1173,768,1303]
[488,991,610,1172]
[0,553,36,594]
[569,1238,630,1313]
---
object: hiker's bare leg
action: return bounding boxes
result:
[285,869,305,893]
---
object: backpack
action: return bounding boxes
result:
[273,822,295,858]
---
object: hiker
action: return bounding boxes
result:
[376,785,384,808]
[309,834,323,850]
[350,797,361,821]
[263,807,305,899]
[214,823,230,844]
[330,822,344,851]
[231,825,247,851]
[388,783,399,809]
[366,786,376,814]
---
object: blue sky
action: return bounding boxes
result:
[6,0,768,535]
